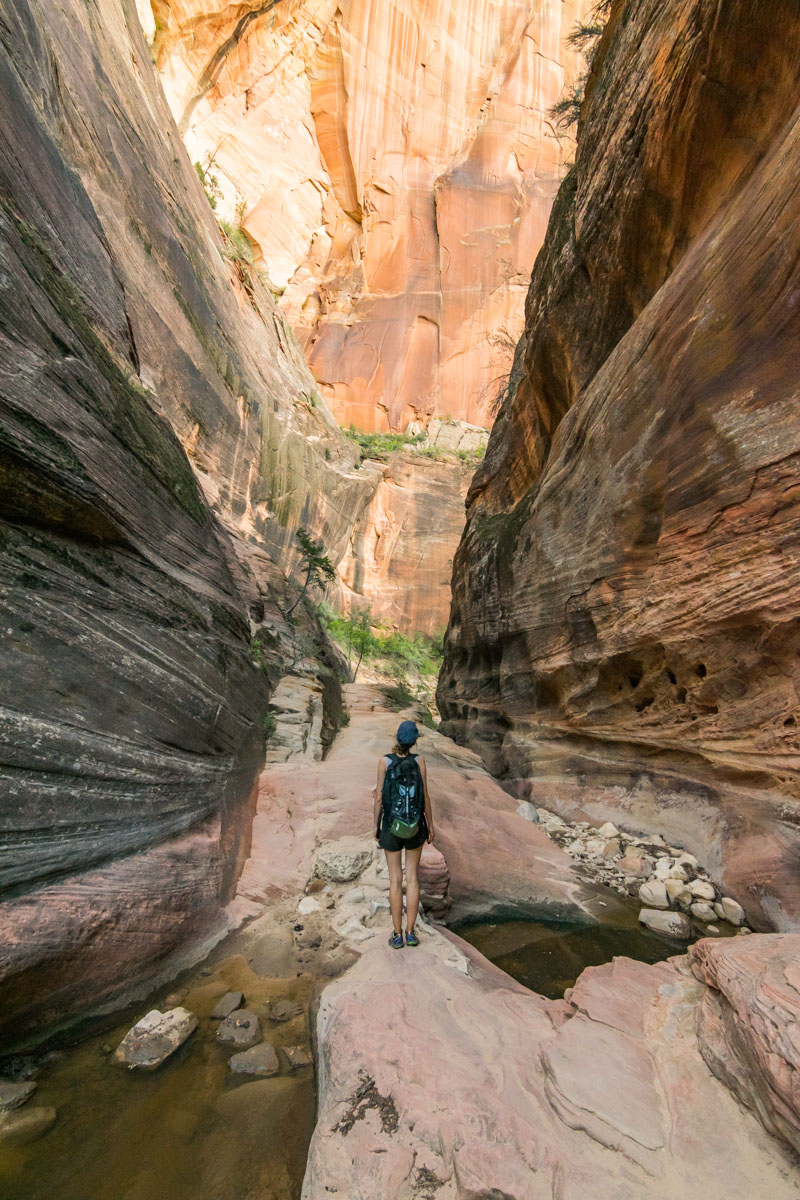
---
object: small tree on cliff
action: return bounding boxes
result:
[348,607,376,681]
[286,527,336,616]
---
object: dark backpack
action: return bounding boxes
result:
[382,753,424,839]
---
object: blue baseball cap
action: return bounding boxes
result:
[396,720,419,746]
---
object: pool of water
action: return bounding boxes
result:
[0,955,315,1200]
[454,915,697,999]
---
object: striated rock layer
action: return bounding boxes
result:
[0,0,375,1041]
[439,0,800,930]
[304,934,800,1198]
[146,0,587,431]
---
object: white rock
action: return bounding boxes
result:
[689,879,716,901]
[676,852,699,868]
[516,801,539,822]
[639,880,669,909]
[668,863,688,881]
[584,838,606,858]
[313,838,375,883]
[638,908,692,939]
[597,822,620,838]
[665,879,692,906]
[115,1008,197,1069]
[706,924,721,935]
[737,926,753,935]
[654,860,673,880]
[690,901,717,922]
[341,887,366,904]
[545,819,567,834]
[297,896,321,915]
[566,839,585,857]
[536,808,559,823]
[719,896,745,926]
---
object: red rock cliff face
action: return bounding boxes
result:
[0,0,376,1042]
[439,0,800,931]
[144,0,587,432]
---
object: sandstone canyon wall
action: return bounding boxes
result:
[0,0,386,1041]
[439,0,800,931]
[144,0,587,432]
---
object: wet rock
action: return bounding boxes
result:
[216,1009,262,1048]
[228,1043,280,1077]
[313,838,375,883]
[283,1045,312,1071]
[691,901,717,923]
[211,992,244,1020]
[0,1080,36,1112]
[115,1008,198,1069]
[639,909,692,939]
[690,880,716,901]
[269,999,303,1023]
[0,1106,56,1146]
[639,880,669,909]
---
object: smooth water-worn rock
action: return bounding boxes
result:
[439,0,800,930]
[228,1043,280,1077]
[115,1008,198,1069]
[638,908,691,939]
[690,934,800,1154]
[149,0,587,432]
[0,1106,56,1147]
[0,1080,36,1112]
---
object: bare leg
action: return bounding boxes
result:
[385,850,403,935]
[404,845,423,932]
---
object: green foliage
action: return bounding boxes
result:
[382,680,416,710]
[219,219,255,265]
[549,81,585,131]
[343,426,425,460]
[263,711,277,739]
[286,526,336,616]
[549,2,610,132]
[456,446,486,465]
[195,158,222,210]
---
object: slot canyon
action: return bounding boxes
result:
[1,0,799,1197]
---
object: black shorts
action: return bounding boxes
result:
[377,813,428,852]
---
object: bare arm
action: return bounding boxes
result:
[418,756,435,842]
[374,757,387,840]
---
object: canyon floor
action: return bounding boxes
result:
[4,684,799,1199]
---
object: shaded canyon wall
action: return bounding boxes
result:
[439,0,800,931]
[0,0,380,1041]
[144,0,588,432]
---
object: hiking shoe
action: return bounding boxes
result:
[405,929,420,947]
[388,932,404,949]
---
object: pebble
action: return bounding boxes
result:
[211,991,244,1020]
[0,1080,36,1112]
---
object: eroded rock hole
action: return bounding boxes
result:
[696,663,707,677]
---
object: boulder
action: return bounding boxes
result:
[0,1080,36,1112]
[602,838,621,859]
[691,901,717,923]
[115,1008,198,1069]
[216,1009,262,1048]
[515,801,539,822]
[228,1043,280,1077]
[211,991,244,1020]
[719,897,746,926]
[0,1106,56,1146]
[269,999,303,1023]
[313,839,375,883]
[639,908,692,939]
[618,854,653,878]
[597,822,620,838]
[690,880,716,901]
[639,880,669,909]
[665,879,692,907]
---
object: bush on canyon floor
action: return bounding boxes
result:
[321,607,445,689]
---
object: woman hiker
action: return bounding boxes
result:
[374,720,435,948]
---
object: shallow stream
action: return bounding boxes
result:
[0,954,315,1200]
[455,912,699,998]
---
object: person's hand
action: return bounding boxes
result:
[427,824,435,843]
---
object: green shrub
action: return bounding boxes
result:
[219,219,254,265]
[263,711,277,739]
[343,427,425,461]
